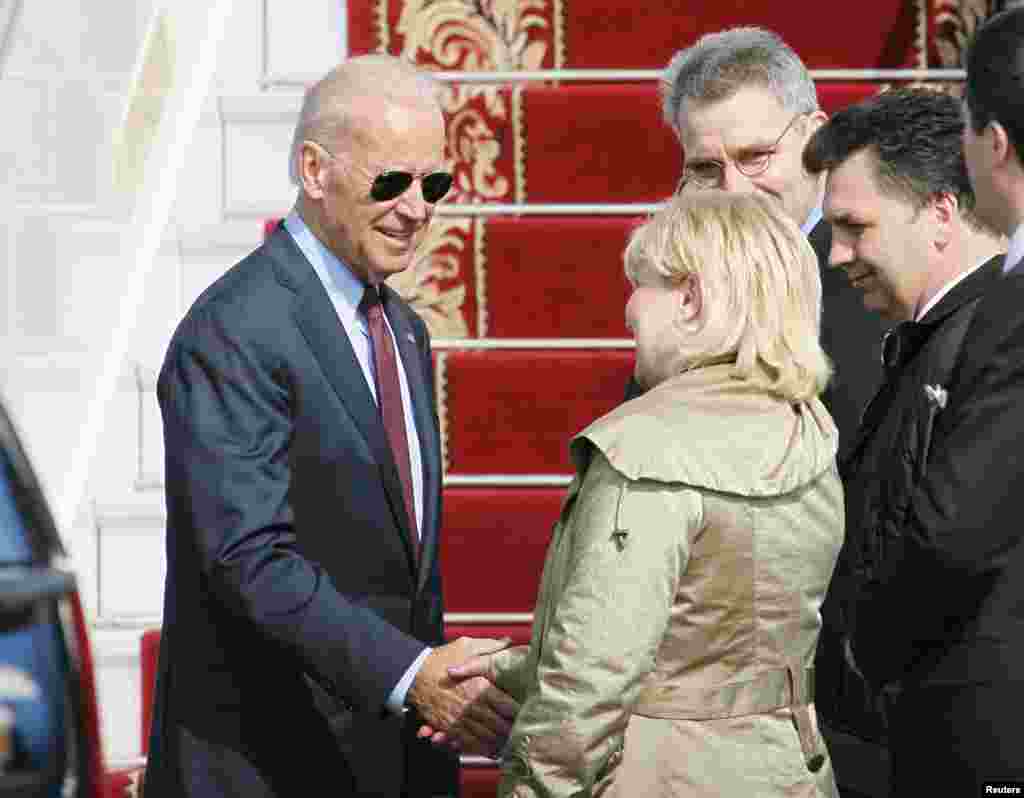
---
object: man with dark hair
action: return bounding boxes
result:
[963,5,1024,257]
[811,82,1019,798]
[634,27,889,463]
[832,6,1024,793]
[804,87,1005,798]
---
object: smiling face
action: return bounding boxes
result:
[678,86,824,227]
[304,95,447,284]
[824,149,935,322]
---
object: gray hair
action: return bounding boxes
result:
[288,54,441,185]
[661,27,819,136]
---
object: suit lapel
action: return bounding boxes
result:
[808,218,832,265]
[953,255,1017,393]
[268,229,418,570]
[383,287,441,592]
[842,254,1004,471]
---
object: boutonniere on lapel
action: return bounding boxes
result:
[923,383,948,410]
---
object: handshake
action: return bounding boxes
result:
[406,636,522,759]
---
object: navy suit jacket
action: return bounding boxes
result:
[144,225,458,797]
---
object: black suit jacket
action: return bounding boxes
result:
[816,256,1001,796]
[144,225,458,797]
[624,219,887,457]
[852,256,1024,690]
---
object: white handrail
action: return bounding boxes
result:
[93,611,534,629]
[430,68,966,83]
[433,338,633,350]
[263,67,966,88]
[108,754,502,770]
[435,202,663,216]
[444,474,574,487]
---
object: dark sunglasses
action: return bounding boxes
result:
[370,170,453,204]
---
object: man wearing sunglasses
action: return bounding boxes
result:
[145,55,517,798]
[638,28,889,467]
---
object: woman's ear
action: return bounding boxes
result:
[678,273,702,323]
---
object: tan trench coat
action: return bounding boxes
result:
[491,364,844,797]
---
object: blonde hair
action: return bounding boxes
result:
[624,191,831,400]
[288,55,440,185]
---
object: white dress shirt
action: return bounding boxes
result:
[283,212,431,713]
[915,256,991,322]
[802,204,824,237]
[1004,223,1024,275]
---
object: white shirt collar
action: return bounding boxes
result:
[802,204,823,237]
[282,210,367,333]
[1004,223,1024,275]
[915,255,989,322]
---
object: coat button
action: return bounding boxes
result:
[807,753,826,772]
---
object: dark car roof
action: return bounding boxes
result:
[0,396,64,563]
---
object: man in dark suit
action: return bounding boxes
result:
[636,27,889,460]
[143,56,517,798]
[840,8,1024,794]
[802,88,1005,798]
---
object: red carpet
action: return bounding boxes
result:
[349,0,930,69]
[437,349,635,474]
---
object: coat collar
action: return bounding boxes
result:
[577,364,837,498]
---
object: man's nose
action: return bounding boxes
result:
[829,236,853,269]
[395,179,430,220]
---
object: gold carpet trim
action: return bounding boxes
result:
[474,217,489,337]
[513,84,525,203]
[375,0,389,52]
[435,351,450,474]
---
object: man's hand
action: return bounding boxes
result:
[417,644,528,749]
[406,637,519,757]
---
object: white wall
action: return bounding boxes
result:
[2,0,348,763]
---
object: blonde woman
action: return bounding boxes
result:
[450,191,844,796]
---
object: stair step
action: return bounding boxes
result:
[444,81,882,206]
[480,215,635,338]
[441,486,563,613]
[351,0,928,70]
[437,349,634,475]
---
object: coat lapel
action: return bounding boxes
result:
[936,254,1005,392]
[383,286,441,592]
[267,228,417,571]
[841,254,1003,472]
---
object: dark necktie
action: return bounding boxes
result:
[360,286,418,559]
[880,321,932,381]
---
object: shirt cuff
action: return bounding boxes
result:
[386,646,432,715]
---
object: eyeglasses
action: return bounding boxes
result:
[309,141,454,204]
[682,112,806,190]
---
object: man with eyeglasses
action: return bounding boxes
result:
[144,55,518,798]
[646,27,891,798]
[643,28,889,466]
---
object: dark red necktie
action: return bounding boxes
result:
[360,286,418,560]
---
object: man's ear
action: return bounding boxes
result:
[989,120,1012,169]
[298,141,328,200]
[805,109,828,136]
[932,192,958,249]
[678,273,703,323]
